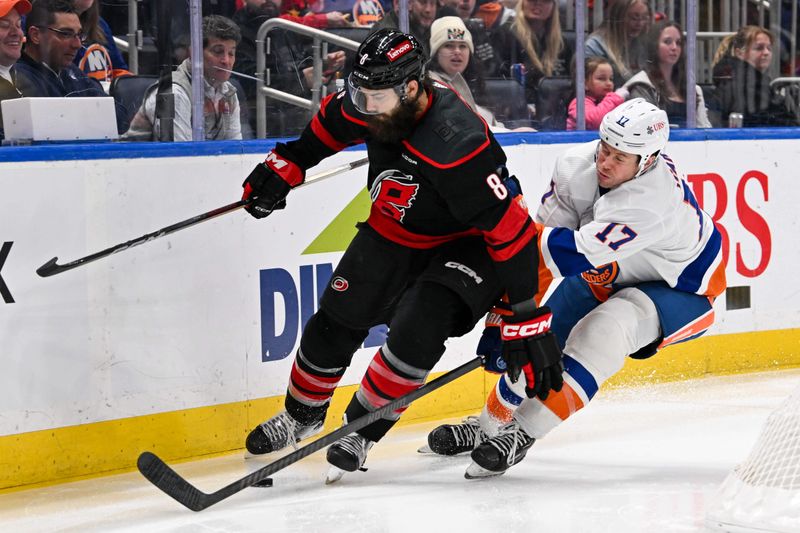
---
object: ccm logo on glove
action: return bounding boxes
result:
[501,312,552,339]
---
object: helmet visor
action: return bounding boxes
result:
[347,74,403,115]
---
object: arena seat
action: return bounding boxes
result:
[534,76,572,131]
[483,78,532,129]
[110,74,158,134]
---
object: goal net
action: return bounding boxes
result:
[706,384,800,532]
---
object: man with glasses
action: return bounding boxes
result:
[14,0,103,98]
[0,0,31,140]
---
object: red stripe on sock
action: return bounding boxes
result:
[289,359,343,403]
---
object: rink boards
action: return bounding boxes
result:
[1,129,799,490]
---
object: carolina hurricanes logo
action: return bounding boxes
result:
[581,262,620,286]
[331,276,349,291]
[369,170,419,222]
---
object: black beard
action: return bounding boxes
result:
[365,93,420,144]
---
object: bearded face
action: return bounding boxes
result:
[365,89,422,144]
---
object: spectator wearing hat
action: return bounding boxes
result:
[0,0,30,139]
[428,15,481,105]
[429,16,526,131]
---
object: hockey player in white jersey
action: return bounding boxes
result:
[424,98,728,478]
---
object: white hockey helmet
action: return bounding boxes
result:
[599,98,669,177]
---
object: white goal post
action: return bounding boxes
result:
[706,384,800,533]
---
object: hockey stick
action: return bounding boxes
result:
[36,157,369,277]
[138,355,483,512]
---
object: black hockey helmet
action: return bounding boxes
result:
[350,28,426,90]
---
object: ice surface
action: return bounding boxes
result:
[1,369,798,533]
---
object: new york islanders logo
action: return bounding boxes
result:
[581,262,619,286]
[78,43,112,81]
[369,170,419,222]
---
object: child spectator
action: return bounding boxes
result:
[567,56,626,130]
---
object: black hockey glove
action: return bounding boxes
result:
[500,306,564,401]
[242,155,293,219]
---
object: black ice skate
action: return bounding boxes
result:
[325,432,374,484]
[465,421,535,479]
[245,410,323,455]
[419,416,487,455]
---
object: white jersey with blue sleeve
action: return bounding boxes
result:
[536,140,726,297]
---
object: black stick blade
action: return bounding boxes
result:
[36,257,61,277]
[137,452,211,512]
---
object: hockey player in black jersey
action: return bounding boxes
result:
[241,28,563,483]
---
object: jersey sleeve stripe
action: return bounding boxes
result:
[534,229,556,306]
[483,206,537,262]
[675,227,724,295]
[704,259,727,298]
[310,114,348,152]
[486,215,533,253]
[542,227,595,276]
[484,198,532,246]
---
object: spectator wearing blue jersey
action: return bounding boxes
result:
[71,0,130,89]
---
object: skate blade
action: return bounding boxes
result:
[325,466,346,485]
[417,444,434,454]
[464,462,506,480]
[243,450,269,460]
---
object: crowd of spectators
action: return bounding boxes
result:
[0,0,799,143]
